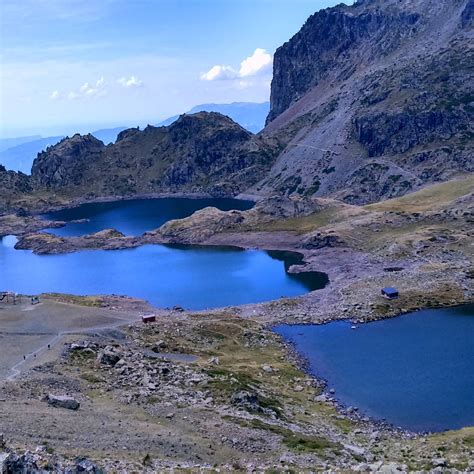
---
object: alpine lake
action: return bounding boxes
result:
[1,197,472,432]
[0,197,328,310]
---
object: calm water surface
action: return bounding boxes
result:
[42,197,254,236]
[1,197,328,309]
[274,305,474,432]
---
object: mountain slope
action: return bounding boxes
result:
[0,166,31,213]
[0,103,268,175]
[9,1,473,206]
[254,0,473,204]
[31,112,277,198]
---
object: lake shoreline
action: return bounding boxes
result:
[273,304,474,435]
[1,192,473,470]
[29,191,258,216]
[2,193,472,326]
[274,330,419,436]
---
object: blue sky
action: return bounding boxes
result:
[0,0,350,138]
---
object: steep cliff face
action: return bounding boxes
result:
[31,112,276,197]
[267,0,421,124]
[259,0,473,204]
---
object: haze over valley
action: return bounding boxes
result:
[0,0,472,472]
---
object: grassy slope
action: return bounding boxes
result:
[365,175,474,213]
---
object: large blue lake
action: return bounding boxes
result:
[275,305,474,432]
[0,198,328,309]
[42,197,254,236]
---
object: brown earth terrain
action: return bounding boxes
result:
[1,295,473,472]
[0,175,472,472]
[0,0,473,470]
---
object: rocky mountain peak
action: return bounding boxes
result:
[30,112,276,197]
[32,134,105,189]
[266,0,430,124]
[253,0,473,204]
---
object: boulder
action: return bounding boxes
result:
[46,394,80,411]
[73,458,103,473]
[97,347,121,366]
[0,452,40,473]
[231,390,262,412]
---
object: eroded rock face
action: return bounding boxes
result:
[253,195,324,219]
[32,134,105,189]
[267,0,422,123]
[30,113,276,198]
[155,207,245,244]
[258,0,473,204]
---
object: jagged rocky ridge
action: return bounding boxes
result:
[7,0,474,207]
[0,165,31,213]
[31,112,277,198]
[256,0,473,203]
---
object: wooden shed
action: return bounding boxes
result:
[142,314,156,324]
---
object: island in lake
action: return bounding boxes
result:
[0,0,473,472]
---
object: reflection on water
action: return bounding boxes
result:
[0,237,327,310]
[42,197,255,236]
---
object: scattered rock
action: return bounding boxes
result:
[97,347,121,366]
[45,394,80,411]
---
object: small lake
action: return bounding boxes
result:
[1,198,328,309]
[274,305,474,432]
[42,197,254,236]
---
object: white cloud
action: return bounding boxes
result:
[50,77,107,101]
[117,75,143,88]
[200,65,237,81]
[200,48,272,82]
[77,76,107,98]
[239,48,272,78]
[67,91,80,100]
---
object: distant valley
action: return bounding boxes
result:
[0,101,269,174]
[0,1,473,470]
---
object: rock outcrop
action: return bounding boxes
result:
[0,166,32,213]
[32,134,105,189]
[257,0,474,203]
[31,112,276,198]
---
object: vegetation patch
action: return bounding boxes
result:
[227,417,339,454]
[42,293,105,307]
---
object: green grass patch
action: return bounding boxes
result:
[366,175,474,213]
[226,416,339,454]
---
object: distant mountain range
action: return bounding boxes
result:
[0,135,42,153]
[0,136,64,174]
[19,0,473,206]
[156,102,269,132]
[0,102,269,174]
